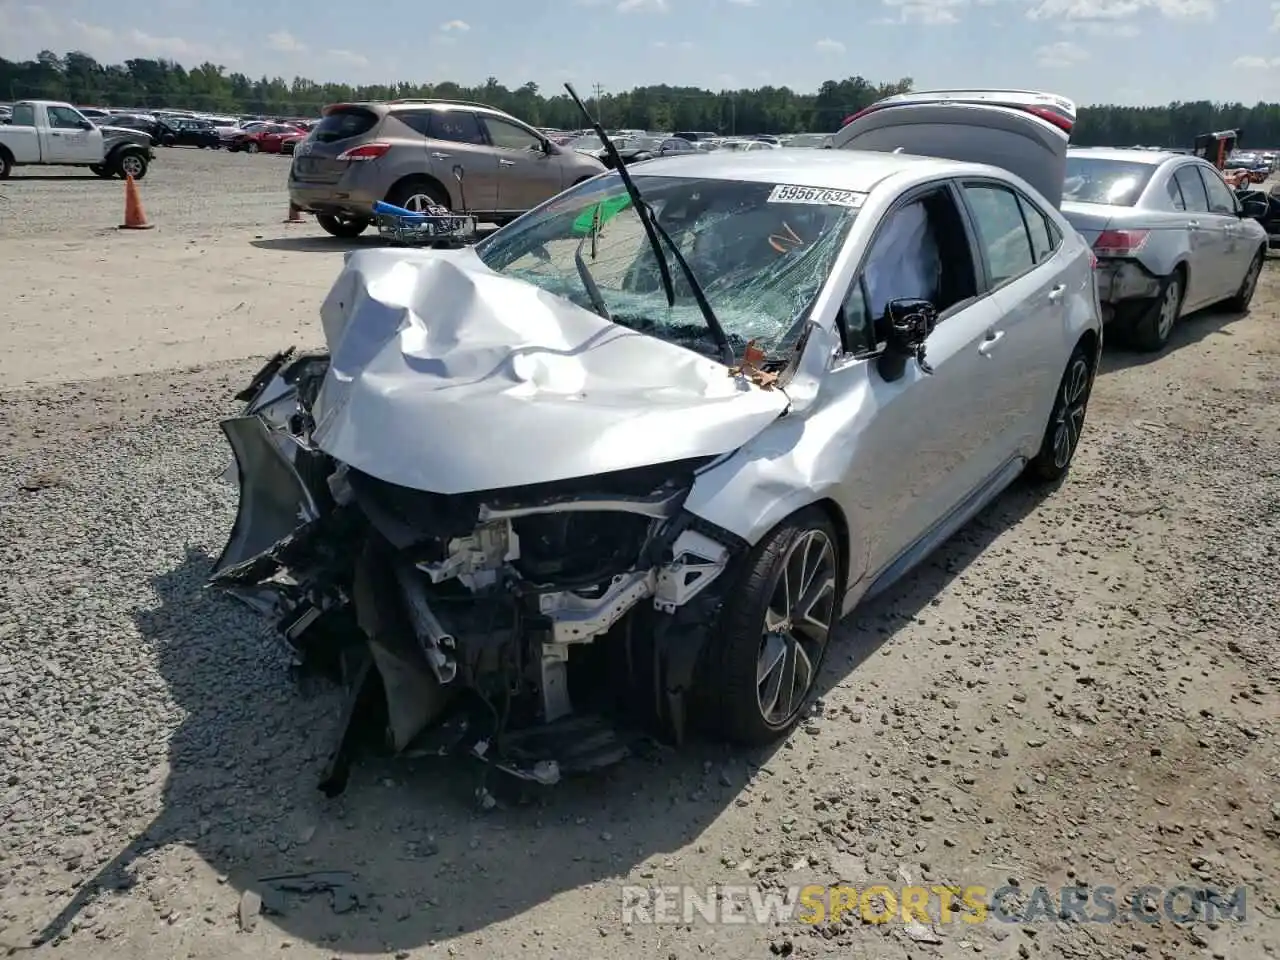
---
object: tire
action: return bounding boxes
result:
[1224,247,1265,313]
[316,214,371,239]
[246,141,260,154]
[0,150,12,179]
[112,150,148,180]
[706,508,841,746]
[1026,342,1095,484]
[1123,269,1183,353]
[386,178,450,212]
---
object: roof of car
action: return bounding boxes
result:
[624,149,967,192]
[1067,147,1184,165]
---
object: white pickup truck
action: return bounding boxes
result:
[0,100,154,180]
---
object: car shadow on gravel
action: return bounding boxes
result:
[32,481,1050,953]
[1100,305,1249,373]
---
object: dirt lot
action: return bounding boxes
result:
[1,148,1279,960]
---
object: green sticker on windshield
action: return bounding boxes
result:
[571,195,633,235]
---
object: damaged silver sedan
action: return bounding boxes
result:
[213,98,1102,792]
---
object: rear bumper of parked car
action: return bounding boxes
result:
[289,181,381,220]
[1094,258,1162,322]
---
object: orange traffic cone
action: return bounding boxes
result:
[284,202,304,223]
[119,174,153,230]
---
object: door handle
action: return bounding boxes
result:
[978,330,1005,356]
[499,159,515,166]
[1187,220,1200,229]
[1047,283,1066,303]
[430,152,450,160]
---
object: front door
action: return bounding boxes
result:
[44,105,103,163]
[480,115,564,215]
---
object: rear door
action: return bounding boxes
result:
[478,114,562,214]
[422,110,501,213]
[958,179,1068,453]
[1171,163,1226,306]
[833,90,1075,209]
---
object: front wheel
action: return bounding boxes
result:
[112,150,148,180]
[246,141,260,154]
[706,508,840,746]
[316,214,371,238]
[1026,342,1094,484]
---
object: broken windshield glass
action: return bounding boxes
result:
[474,174,864,361]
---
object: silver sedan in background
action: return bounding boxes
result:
[1060,148,1269,352]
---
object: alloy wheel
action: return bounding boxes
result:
[1156,279,1181,341]
[402,193,442,213]
[756,530,837,727]
[1052,356,1091,470]
[120,154,143,178]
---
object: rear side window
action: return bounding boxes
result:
[428,111,485,145]
[1062,157,1156,206]
[313,107,379,144]
[962,183,1035,286]
[11,103,34,126]
[1165,175,1186,211]
[1173,166,1209,212]
[1017,194,1059,264]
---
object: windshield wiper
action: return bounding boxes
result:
[574,231,611,321]
[563,83,735,367]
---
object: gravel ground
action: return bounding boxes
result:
[1,154,1279,960]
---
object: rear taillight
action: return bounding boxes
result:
[336,142,390,162]
[1022,105,1074,134]
[1089,251,1098,269]
[1093,228,1150,257]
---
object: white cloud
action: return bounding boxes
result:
[1058,19,1140,34]
[726,0,760,6]
[651,39,695,48]
[1035,39,1089,66]
[1027,0,1215,21]
[1233,54,1280,69]
[814,37,846,53]
[327,48,369,67]
[617,0,669,12]
[879,0,967,25]
[266,30,306,53]
[440,19,470,31]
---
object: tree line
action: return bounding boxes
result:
[5,50,1280,147]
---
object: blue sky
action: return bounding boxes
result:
[1,0,1278,106]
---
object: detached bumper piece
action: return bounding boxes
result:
[211,352,744,796]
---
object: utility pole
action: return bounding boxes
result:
[593,83,605,127]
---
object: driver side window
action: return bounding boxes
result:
[483,117,542,151]
[47,106,86,129]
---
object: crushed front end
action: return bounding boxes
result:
[212,348,748,795]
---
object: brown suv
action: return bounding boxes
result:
[289,99,607,238]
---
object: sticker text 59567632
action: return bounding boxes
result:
[767,184,867,208]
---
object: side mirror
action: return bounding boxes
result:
[876,298,939,383]
[1239,197,1269,219]
[79,120,94,130]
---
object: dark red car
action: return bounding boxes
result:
[230,123,307,154]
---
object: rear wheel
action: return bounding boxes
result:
[0,151,12,179]
[246,141,260,154]
[1225,247,1264,313]
[1026,342,1094,484]
[316,214,371,238]
[1124,269,1183,353]
[386,178,450,212]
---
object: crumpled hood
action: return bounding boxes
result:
[309,246,789,495]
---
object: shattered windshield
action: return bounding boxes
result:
[474,173,863,359]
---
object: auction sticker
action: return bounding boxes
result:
[767,184,867,208]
